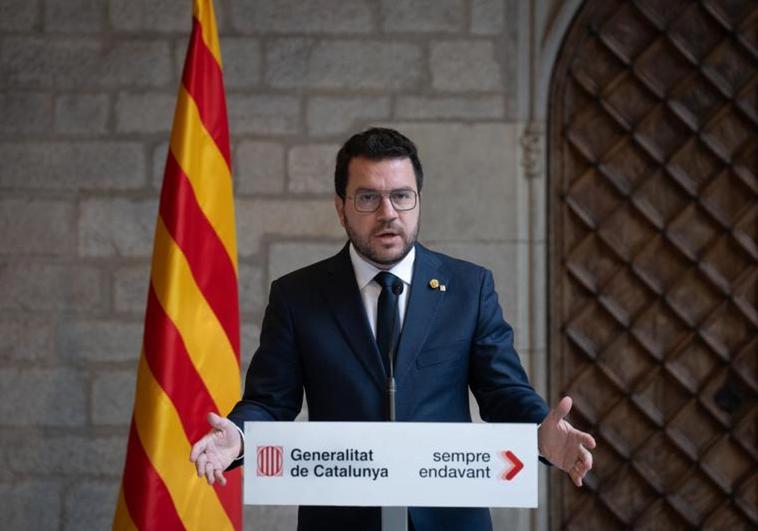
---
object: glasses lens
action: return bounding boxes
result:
[353,190,417,212]
[355,192,380,212]
[390,190,416,211]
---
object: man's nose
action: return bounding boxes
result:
[376,195,398,219]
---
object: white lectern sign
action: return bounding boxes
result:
[244,422,537,508]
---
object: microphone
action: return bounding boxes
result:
[382,280,408,531]
[386,280,403,423]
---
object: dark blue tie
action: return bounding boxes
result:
[375,272,402,376]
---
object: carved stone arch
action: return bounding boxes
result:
[548,0,757,529]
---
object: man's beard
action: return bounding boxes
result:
[345,221,419,267]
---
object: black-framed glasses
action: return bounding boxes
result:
[346,189,418,213]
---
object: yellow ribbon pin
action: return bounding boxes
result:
[429,279,446,291]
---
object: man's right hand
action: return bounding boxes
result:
[189,412,242,486]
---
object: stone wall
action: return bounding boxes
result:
[0,1,557,529]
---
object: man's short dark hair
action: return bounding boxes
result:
[334,127,424,198]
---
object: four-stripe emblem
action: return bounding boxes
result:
[257,446,284,477]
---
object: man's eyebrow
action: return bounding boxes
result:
[354,186,415,192]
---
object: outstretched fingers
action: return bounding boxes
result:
[569,465,583,487]
[205,461,216,485]
[578,445,592,474]
[568,444,593,487]
[189,436,207,463]
[188,412,237,486]
[194,451,208,478]
[206,453,230,486]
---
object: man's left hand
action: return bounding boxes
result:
[538,396,596,487]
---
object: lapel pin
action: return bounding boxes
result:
[429,279,446,291]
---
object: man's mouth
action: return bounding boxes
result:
[375,230,400,241]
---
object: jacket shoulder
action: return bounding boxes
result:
[270,247,343,291]
[419,244,490,279]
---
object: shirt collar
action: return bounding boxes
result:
[349,243,415,290]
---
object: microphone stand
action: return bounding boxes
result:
[382,282,408,531]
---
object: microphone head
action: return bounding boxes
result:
[391,280,404,296]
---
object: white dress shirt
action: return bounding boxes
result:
[348,243,415,339]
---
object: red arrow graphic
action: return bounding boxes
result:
[500,450,524,480]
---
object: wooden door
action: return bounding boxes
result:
[549,0,757,529]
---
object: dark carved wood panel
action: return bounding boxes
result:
[549,1,757,529]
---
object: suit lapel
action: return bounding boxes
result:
[323,244,386,391]
[395,244,446,383]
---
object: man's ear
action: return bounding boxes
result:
[334,195,346,228]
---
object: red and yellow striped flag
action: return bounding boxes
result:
[113,1,241,529]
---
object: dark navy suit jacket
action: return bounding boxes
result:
[228,243,549,531]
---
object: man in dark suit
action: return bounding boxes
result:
[190,128,595,530]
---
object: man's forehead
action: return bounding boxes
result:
[346,156,415,186]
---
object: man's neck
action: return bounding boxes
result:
[348,243,416,290]
[352,245,413,271]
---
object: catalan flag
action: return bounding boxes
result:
[113,1,241,529]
